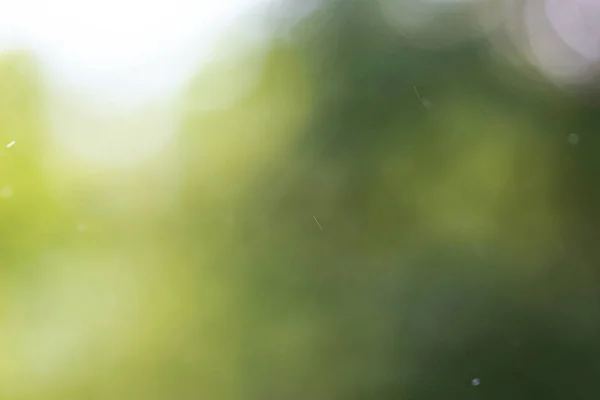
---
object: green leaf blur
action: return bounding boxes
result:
[2,1,600,399]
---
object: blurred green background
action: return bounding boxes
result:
[2,0,600,398]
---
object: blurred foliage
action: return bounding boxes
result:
[3,0,600,399]
[0,53,74,268]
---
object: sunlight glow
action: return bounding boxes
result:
[0,0,274,167]
[0,0,271,105]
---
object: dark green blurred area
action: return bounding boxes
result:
[2,0,600,399]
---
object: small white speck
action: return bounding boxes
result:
[422,98,432,109]
[6,140,15,149]
[0,186,13,198]
[568,133,579,145]
[471,378,481,386]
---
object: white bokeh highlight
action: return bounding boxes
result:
[0,0,273,106]
[546,0,600,63]
[0,0,276,167]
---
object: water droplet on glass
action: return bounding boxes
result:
[0,186,13,198]
[568,133,579,145]
[6,140,16,149]
[472,378,481,386]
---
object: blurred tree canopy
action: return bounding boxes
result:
[0,54,75,268]
[3,0,600,399]
[180,0,600,398]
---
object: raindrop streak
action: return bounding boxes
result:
[472,378,481,386]
[568,133,579,145]
[413,86,432,110]
[6,140,15,148]
[413,85,421,100]
[313,216,323,230]
[413,86,432,109]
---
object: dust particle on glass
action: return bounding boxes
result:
[0,186,13,198]
[413,86,432,109]
[6,140,16,149]
[313,215,323,230]
[471,378,481,386]
[413,85,421,100]
[568,133,579,145]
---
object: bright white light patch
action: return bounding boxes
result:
[47,93,179,167]
[545,0,600,62]
[0,0,273,106]
[523,0,600,84]
[0,0,276,166]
